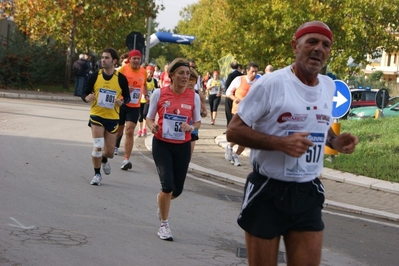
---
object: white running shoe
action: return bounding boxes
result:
[102,161,111,175]
[225,144,233,161]
[231,154,241,166]
[157,193,161,221]
[90,174,102,186]
[120,160,132,170]
[157,223,173,241]
[114,147,118,155]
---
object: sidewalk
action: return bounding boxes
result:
[2,89,399,222]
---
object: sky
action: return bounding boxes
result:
[155,0,199,31]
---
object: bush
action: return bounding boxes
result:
[0,31,66,88]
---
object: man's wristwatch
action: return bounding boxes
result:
[327,135,336,149]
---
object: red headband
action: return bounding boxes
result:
[295,26,333,42]
[146,65,154,72]
[128,50,142,60]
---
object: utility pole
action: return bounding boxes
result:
[145,16,152,63]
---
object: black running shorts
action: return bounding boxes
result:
[119,105,140,125]
[89,115,119,134]
[237,171,325,239]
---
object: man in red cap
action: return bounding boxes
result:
[116,50,149,170]
[226,21,359,265]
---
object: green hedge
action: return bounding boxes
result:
[0,32,67,88]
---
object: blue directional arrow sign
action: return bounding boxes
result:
[332,80,351,119]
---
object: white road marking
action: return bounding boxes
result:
[8,217,35,229]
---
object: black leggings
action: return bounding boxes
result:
[208,94,221,112]
[225,97,233,126]
[138,102,149,123]
[152,137,191,198]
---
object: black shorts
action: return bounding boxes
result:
[119,105,140,125]
[237,171,325,239]
[88,115,119,133]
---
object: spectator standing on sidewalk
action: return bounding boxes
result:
[146,58,201,241]
[73,54,90,96]
[116,50,148,171]
[224,61,243,132]
[225,62,259,166]
[81,48,130,186]
[226,21,359,265]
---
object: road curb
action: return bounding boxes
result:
[0,91,82,102]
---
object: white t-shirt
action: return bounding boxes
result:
[237,66,336,182]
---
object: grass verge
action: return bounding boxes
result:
[324,117,399,183]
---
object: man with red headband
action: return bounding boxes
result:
[226,21,359,265]
[116,50,149,170]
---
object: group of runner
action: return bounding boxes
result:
[82,52,206,241]
[80,20,360,265]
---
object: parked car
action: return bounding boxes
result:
[341,88,378,119]
[350,89,379,109]
[347,97,399,120]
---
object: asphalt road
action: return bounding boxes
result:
[1,98,398,266]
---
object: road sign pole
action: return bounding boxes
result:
[145,16,152,63]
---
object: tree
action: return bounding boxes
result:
[14,0,163,88]
[174,0,399,79]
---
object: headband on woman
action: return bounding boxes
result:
[169,62,190,73]
[295,26,333,42]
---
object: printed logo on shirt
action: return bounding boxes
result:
[164,113,186,121]
[181,104,191,110]
[163,101,171,108]
[315,114,331,126]
[277,112,308,123]
[306,106,317,110]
